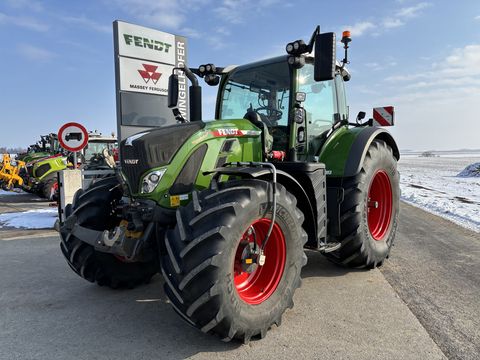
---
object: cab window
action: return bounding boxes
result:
[297,63,336,138]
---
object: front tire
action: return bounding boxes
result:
[324,139,399,268]
[59,177,158,288]
[161,180,307,342]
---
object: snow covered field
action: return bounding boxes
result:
[399,153,480,232]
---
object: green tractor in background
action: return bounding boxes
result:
[28,154,67,199]
[22,132,117,199]
[18,133,61,163]
[59,28,399,342]
[19,133,68,198]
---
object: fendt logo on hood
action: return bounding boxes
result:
[138,64,161,84]
[124,159,139,165]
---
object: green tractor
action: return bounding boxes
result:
[58,28,399,342]
[20,133,68,198]
[27,154,68,199]
[19,133,61,163]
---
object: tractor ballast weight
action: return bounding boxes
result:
[58,26,400,343]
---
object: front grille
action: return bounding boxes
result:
[120,122,205,192]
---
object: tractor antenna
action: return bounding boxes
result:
[341,30,351,68]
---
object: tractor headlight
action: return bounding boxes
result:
[141,168,167,194]
[286,43,294,54]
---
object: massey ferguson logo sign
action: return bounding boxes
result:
[138,64,161,84]
[119,57,170,94]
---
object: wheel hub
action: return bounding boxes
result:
[233,219,286,305]
[367,170,393,241]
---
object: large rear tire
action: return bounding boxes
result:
[59,176,158,288]
[161,179,307,342]
[324,139,399,268]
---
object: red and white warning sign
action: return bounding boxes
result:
[373,106,395,126]
[58,122,89,152]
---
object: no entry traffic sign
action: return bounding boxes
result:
[58,122,89,152]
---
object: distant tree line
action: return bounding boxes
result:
[0,147,27,154]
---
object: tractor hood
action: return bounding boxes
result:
[120,122,205,193]
[119,119,263,204]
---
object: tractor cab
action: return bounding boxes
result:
[216,55,350,162]
[81,131,118,169]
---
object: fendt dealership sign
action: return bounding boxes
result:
[114,21,188,140]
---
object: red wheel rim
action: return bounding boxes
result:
[233,219,286,305]
[367,170,393,241]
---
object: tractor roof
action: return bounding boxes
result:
[221,55,351,80]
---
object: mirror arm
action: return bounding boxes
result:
[306,25,320,53]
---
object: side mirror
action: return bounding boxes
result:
[314,32,336,82]
[356,111,366,122]
[168,74,179,108]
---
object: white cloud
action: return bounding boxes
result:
[388,44,480,83]
[343,21,375,37]
[365,61,398,71]
[396,2,431,18]
[475,15,480,20]
[214,0,285,24]
[4,0,43,12]
[216,26,231,36]
[17,44,56,62]
[379,2,432,31]
[112,0,209,30]
[179,27,201,38]
[0,12,49,32]
[354,43,480,150]
[383,18,405,29]
[59,15,111,33]
[343,1,431,37]
[111,0,284,52]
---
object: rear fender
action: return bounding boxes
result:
[319,126,399,177]
[344,127,399,177]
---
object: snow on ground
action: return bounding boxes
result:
[0,208,58,229]
[399,153,480,233]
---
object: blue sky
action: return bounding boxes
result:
[0,0,479,151]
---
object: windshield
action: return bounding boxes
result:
[219,59,291,127]
[84,141,116,160]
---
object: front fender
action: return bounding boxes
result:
[319,126,399,177]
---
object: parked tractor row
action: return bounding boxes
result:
[0,131,118,199]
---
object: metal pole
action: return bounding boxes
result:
[73,152,77,168]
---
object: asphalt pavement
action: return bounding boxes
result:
[0,199,477,359]
[381,202,480,360]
